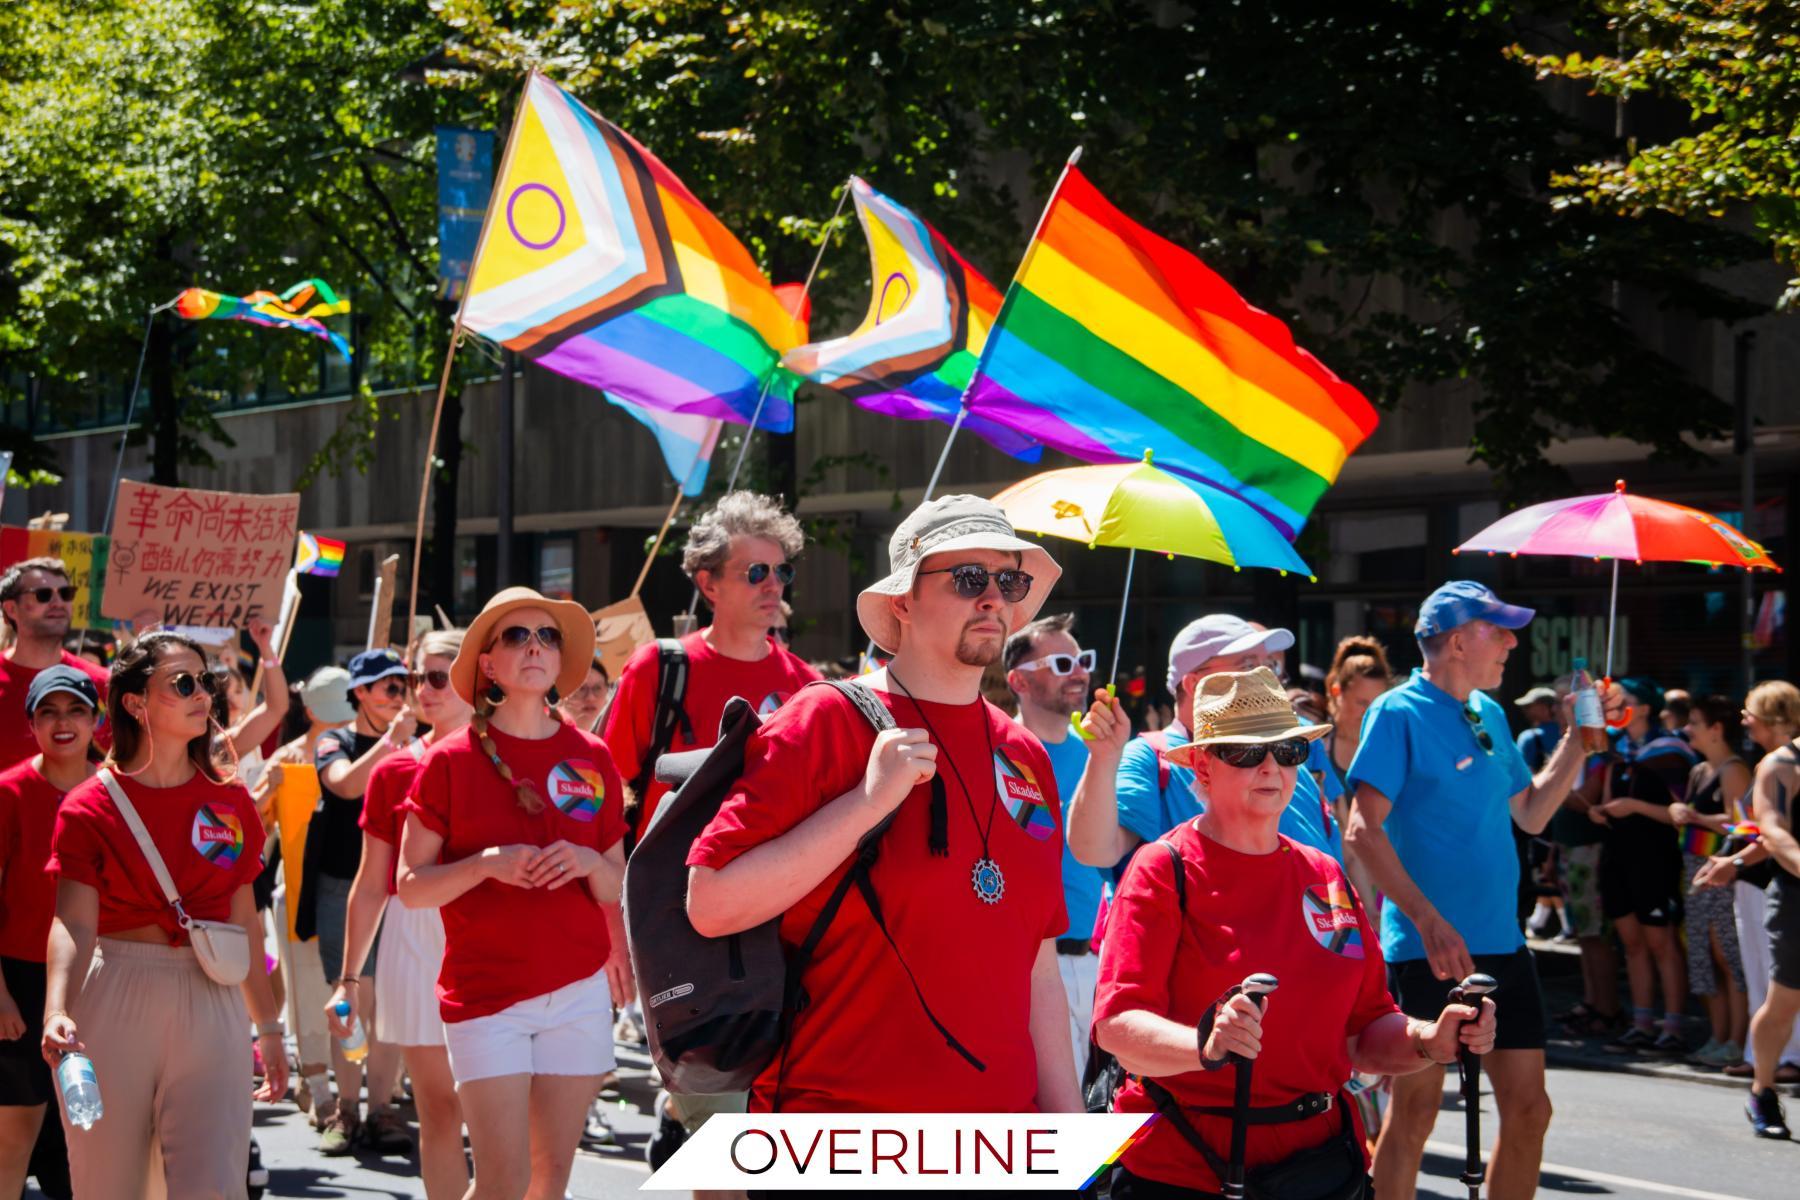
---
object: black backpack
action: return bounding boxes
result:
[619,638,692,855]
[622,678,982,1101]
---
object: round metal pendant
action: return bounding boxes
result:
[971,857,1006,905]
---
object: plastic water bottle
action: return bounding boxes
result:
[56,1053,102,1130]
[1570,658,1609,753]
[334,1001,368,1064]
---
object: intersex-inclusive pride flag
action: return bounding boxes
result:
[782,177,1040,460]
[968,163,1379,538]
[459,74,806,430]
[295,532,346,578]
[607,396,721,497]
[173,279,352,362]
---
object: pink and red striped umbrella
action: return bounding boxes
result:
[1455,480,1780,571]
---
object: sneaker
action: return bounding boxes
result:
[358,1107,415,1156]
[1604,1026,1656,1055]
[646,1092,686,1171]
[319,1110,358,1157]
[1526,904,1555,938]
[586,1101,617,1146]
[248,1135,269,1191]
[1747,1087,1791,1139]
[1690,1039,1729,1067]
[1648,1030,1691,1057]
[614,1008,647,1047]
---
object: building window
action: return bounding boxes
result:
[539,537,575,601]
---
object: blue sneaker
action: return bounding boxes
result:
[1747,1088,1790,1140]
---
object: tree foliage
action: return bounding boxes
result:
[1517,0,1800,307]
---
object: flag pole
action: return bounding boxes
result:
[406,68,537,639]
[631,488,685,599]
[720,176,855,496]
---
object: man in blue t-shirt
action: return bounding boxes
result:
[1066,613,1343,879]
[1346,581,1612,1200]
[1004,613,1107,1078]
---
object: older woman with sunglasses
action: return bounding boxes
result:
[326,630,471,1198]
[1094,669,1494,1200]
[399,588,627,1200]
[42,632,285,1198]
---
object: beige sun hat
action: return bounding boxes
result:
[1162,667,1331,766]
[452,586,597,705]
[856,494,1062,655]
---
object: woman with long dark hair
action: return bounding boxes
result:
[41,631,285,1198]
[1674,695,1750,1066]
[399,590,626,1199]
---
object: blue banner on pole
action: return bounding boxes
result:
[437,126,495,301]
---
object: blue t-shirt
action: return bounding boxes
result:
[1308,738,1347,811]
[1515,722,1560,773]
[1114,725,1343,863]
[1039,730,1106,940]
[1345,670,1533,962]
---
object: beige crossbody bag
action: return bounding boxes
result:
[97,769,251,987]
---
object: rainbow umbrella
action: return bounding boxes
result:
[1454,479,1781,676]
[994,451,1312,688]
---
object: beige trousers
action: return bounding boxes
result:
[60,938,250,1200]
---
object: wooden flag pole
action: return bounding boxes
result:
[631,489,685,599]
[406,68,538,639]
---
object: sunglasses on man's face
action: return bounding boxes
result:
[917,563,1034,604]
[742,562,795,587]
[1016,649,1096,677]
[495,625,563,652]
[162,670,221,700]
[1463,704,1495,756]
[409,669,451,693]
[1210,738,1312,769]
[21,586,76,605]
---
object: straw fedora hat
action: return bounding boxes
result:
[856,494,1061,654]
[1162,667,1331,766]
[452,586,596,705]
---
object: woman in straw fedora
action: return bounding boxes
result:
[397,588,627,1200]
[1092,668,1496,1199]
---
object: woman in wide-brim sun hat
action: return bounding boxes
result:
[397,587,625,1197]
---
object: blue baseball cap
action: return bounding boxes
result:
[346,648,407,690]
[1414,581,1535,639]
[26,665,101,716]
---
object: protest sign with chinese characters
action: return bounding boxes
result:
[102,482,300,627]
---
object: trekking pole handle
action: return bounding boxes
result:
[1448,973,1496,1199]
[1225,973,1279,1066]
[1222,974,1277,1200]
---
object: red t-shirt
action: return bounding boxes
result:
[688,683,1068,1113]
[0,651,110,768]
[1093,821,1398,1190]
[603,631,820,838]
[404,722,627,1023]
[0,760,83,961]
[49,770,266,945]
[360,741,427,896]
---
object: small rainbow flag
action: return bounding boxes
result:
[173,279,352,362]
[459,74,805,430]
[1681,824,1725,859]
[783,177,1040,460]
[967,160,1379,538]
[296,532,346,578]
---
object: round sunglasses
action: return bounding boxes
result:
[1015,649,1096,677]
[743,562,795,586]
[917,563,1034,603]
[161,670,221,700]
[1210,737,1312,769]
[495,624,563,651]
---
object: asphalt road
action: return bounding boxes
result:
[26,1052,1799,1198]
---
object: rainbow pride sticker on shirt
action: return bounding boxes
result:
[757,691,788,716]
[995,748,1056,841]
[191,805,245,870]
[1302,880,1364,959]
[547,759,604,821]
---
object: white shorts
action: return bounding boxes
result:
[442,970,615,1085]
[375,896,447,1048]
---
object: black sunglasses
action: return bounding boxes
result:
[409,669,451,692]
[496,625,563,651]
[917,564,1034,603]
[1210,738,1312,769]
[23,586,77,604]
[164,670,221,699]
[1462,705,1495,756]
[744,562,796,586]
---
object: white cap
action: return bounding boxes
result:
[1165,614,1294,694]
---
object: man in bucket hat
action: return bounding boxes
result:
[1345,581,1618,1200]
[686,495,1083,1115]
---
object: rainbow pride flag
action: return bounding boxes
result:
[783,178,1039,460]
[607,396,721,497]
[967,162,1379,538]
[460,74,805,430]
[173,279,352,362]
[296,532,346,578]
[0,526,108,629]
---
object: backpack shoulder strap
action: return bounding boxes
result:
[816,678,895,733]
[1141,729,1172,791]
[1158,836,1186,912]
[628,638,692,797]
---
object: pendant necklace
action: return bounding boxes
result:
[888,670,1005,904]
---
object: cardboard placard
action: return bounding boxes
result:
[592,595,655,683]
[102,481,299,628]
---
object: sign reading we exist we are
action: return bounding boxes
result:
[102,481,299,628]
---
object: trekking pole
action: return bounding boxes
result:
[1449,972,1499,1200]
[1223,972,1279,1200]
